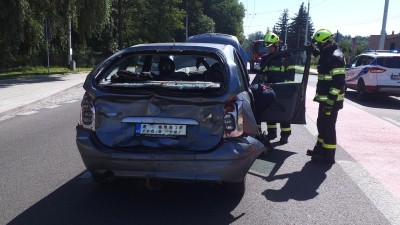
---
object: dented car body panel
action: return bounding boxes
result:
[76,43,264,185]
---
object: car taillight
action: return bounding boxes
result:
[80,92,95,130]
[224,104,236,131]
[223,97,244,138]
[368,67,386,73]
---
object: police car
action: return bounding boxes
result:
[345,50,400,100]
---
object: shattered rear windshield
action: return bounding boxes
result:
[98,53,226,91]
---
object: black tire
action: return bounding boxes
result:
[356,80,367,101]
[224,176,246,195]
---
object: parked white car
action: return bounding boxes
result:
[345,50,400,100]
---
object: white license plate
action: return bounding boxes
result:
[391,75,400,80]
[135,123,187,136]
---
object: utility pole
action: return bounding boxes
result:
[304,0,310,46]
[284,25,288,50]
[44,17,50,75]
[185,0,188,39]
[68,16,72,67]
[379,0,389,50]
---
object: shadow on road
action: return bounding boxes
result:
[253,147,332,202]
[0,75,66,88]
[262,161,332,202]
[8,174,244,225]
[345,90,400,110]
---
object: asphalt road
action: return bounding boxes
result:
[1,80,399,225]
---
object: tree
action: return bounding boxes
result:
[0,0,112,67]
[242,31,265,50]
[203,0,245,38]
[144,0,185,42]
[274,9,290,46]
[191,15,215,35]
[286,3,314,49]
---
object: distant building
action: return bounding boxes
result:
[368,31,400,50]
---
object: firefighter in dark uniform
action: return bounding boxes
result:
[260,32,295,144]
[306,29,346,164]
[250,82,276,152]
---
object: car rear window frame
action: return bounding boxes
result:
[91,50,230,97]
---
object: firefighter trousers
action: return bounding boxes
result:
[267,122,291,138]
[315,103,339,159]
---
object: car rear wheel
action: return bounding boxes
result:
[224,176,246,195]
[356,80,367,101]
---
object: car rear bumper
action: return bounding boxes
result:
[376,85,400,96]
[76,125,265,183]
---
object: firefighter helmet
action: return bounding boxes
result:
[264,32,280,47]
[312,29,334,44]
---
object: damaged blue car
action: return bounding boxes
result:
[76,42,310,194]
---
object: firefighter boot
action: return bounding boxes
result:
[279,131,291,144]
[256,131,273,154]
[311,149,335,164]
[267,124,277,140]
[279,123,291,144]
[306,143,323,156]
[267,133,277,140]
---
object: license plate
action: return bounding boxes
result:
[135,123,187,136]
[391,75,400,80]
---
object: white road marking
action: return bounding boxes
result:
[64,100,79,104]
[44,105,61,109]
[383,117,400,127]
[339,161,400,225]
[16,111,38,116]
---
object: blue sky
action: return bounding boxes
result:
[239,0,400,37]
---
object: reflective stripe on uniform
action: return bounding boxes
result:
[314,94,328,101]
[322,143,336,149]
[318,138,336,150]
[264,66,284,72]
[330,67,345,75]
[318,74,332,80]
[267,124,277,129]
[329,87,341,95]
[287,65,295,70]
[326,99,334,105]
[315,93,345,102]
[318,67,345,80]
[281,127,291,132]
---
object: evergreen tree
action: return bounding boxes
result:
[274,9,290,46]
[286,3,314,49]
